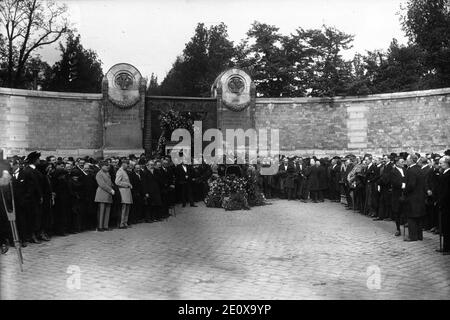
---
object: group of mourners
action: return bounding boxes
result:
[0,151,211,254]
[0,149,449,255]
[266,151,450,254]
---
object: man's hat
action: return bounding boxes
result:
[399,152,409,160]
[389,152,398,160]
[25,151,41,163]
[70,169,83,178]
[444,149,450,156]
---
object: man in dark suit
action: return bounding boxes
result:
[52,161,71,236]
[278,157,296,200]
[429,156,442,234]
[293,157,305,201]
[390,156,407,237]
[306,158,321,203]
[175,156,197,207]
[372,157,385,221]
[18,151,44,244]
[404,154,426,241]
[436,156,450,254]
[142,160,163,222]
[379,154,396,221]
[128,162,144,224]
[157,159,176,219]
[364,155,377,216]
[81,162,98,230]
[329,157,341,202]
[277,157,288,199]
[421,156,434,231]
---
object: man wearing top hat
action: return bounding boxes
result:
[175,152,197,208]
[404,153,426,241]
[329,156,341,202]
[17,151,44,244]
[390,156,407,237]
[436,156,450,254]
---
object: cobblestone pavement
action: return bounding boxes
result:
[1,199,449,300]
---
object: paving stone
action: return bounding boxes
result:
[1,200,450,299]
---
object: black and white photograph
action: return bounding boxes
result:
[0,0,450,302]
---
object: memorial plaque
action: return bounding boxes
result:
[212,68,256,133]
[102,63,146,152]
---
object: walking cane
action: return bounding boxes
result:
[438,208,443,255]
[403,217,406,241]
[1,181,23,272]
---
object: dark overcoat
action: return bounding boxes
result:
[317,165,328,191]
[438,169,450,213]
[390,166,406,214]
[142,168,162,206]
[307,166,320,191]
[405,164,426,218]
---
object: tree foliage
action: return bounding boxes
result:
[0,0,71,88]
[159,22,237,97]
[401,0,450,87]
[42,33,103,93]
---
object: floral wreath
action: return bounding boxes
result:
[223,100,251,112]
[108,95,141,109]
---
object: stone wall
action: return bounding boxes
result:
[1,86,449,159]
[255,88,450,156]
[0,88,103,158]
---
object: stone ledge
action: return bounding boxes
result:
[256,87,450,104]
[0,87,102,100]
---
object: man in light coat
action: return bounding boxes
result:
[94,161,115,231]
[115,160,133,229]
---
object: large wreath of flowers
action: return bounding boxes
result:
[157,110,194,156]
[205,173,267,211]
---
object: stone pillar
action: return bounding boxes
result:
[101,63,147,157]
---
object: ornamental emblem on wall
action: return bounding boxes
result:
[227,76,245,94]
[105,63,143,109]
[114,72,134,90]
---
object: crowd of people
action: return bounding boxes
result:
[0,149,449,255]
[0,151,211,254]
[260,151,450,254]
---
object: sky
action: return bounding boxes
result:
[38,0,409,82]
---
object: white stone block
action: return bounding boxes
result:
[348,142,368,149]
[347,105,368,113]
[6,114,28,122]
[348,112,365,119]
[349,136,367,143]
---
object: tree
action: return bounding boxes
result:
[146,72,160,95]
[42,33,103,93]
[345,40,429,95]
[236,23,355,97]
[298,26,354,97]
[0,0,71,88]
[401,0,450,87]
[159,22,236,96]
[237,21,294,97]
